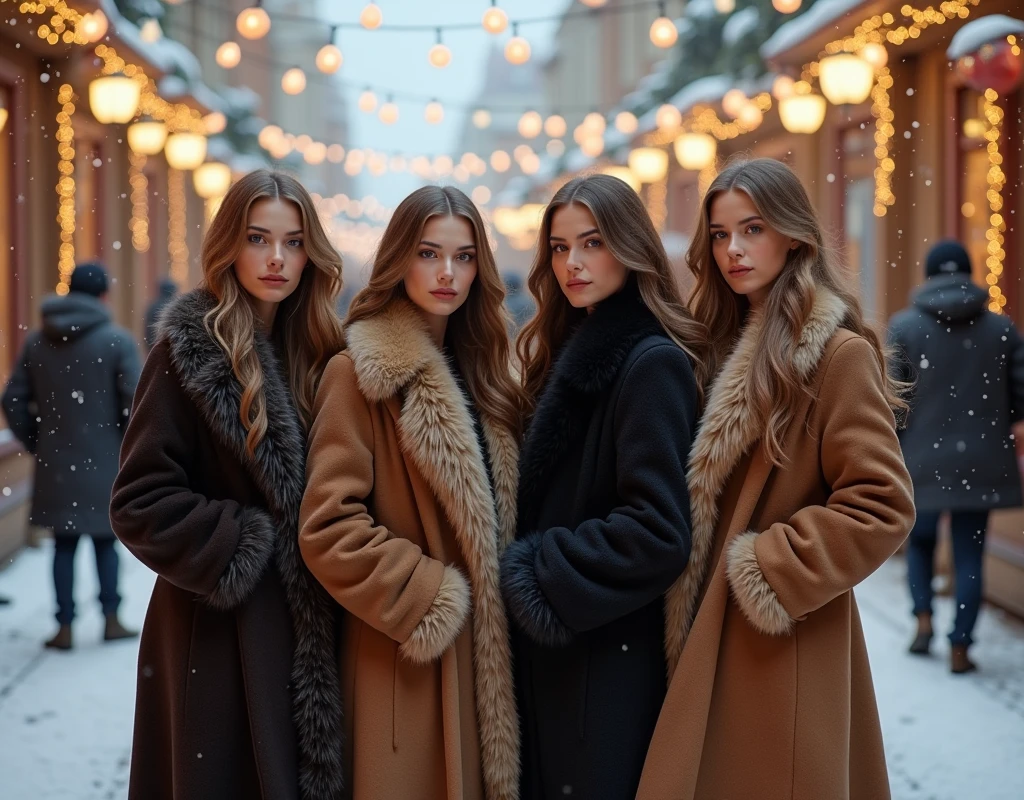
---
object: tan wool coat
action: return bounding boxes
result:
[638,289,916,800]
[299,301,520,800]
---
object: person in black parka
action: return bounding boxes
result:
[500,174,709,800]
[888,239,1024,673]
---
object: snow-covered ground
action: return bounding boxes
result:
[1,542,1023,799]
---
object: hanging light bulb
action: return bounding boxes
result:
[615,111,638,134]
[772,0,802,13]
[520,152,541,175]
[714,0,736,12]
[738,102,764,129]
[79,10,108,43]
[471,185,492,205]
[127,117,168,155]
[358,90,378,113]
[193,162,232,199]
[655,104,682,132]
[139,19,163,44]
[505,23,531,65]
[628,147,669,183]
[545,114,567,138]
[281,67,307,95]
[859,42,889,70]
[165,132,208,171]
[429,29,452,68]
[582,112,607,135]
[88,73,141,124]
[216,41,241,69]
[236,3,271,40]
[360,3,383,30]
[203,111,226,135]
[772,75,795,100]
[317,29,343,74]
[650,4,678,48]
[518,111,543,139]
[722,88,748,118]
[547,139,566,157]
[581,135,605,158]
[579,0,608,7]
[424,100,444,124]
[673,132,717,170]
[779,94,827,134]
[258,124,283,150]
[328,144,346,163]
[490,150,512,172]
[472,109,492,129]
[818,53,875,106]
[378,99,399,125]
[482,1,508,35]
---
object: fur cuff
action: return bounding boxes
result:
[206,507,277,610]
[400,566,471,664]
[725,532,794,636]
[500,533,574,647]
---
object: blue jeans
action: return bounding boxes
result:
[53,535,121,625]
[906,510,988,647]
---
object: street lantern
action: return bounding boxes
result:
[165,132,208,171]
[673,132,717,170]
[127,118,168,155]
[88,74,141,124]
[818,54,875,106]
[236,3,271,40]
[778,93,827,134]
[193,162,231,199]
[600,166,640,192]
[628,147,669,183]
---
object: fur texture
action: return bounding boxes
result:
[725,532,794,635]
[159,290,345,800]
[400,566,472,664]
[663,288,849,674]
[206,506,277,611]
[345,300,521,800]
[499,533,574,647]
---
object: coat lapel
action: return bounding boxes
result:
[345,301,521,800]
[663,288,849,675]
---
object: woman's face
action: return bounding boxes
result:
[549,203,628,311]
[235,197,308,323]
[709,189,797,306]
[403,214,478,319]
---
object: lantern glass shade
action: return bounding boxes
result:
[216,41,242,69]
[778,94,827,134]
[505,37,531,65]
[482,8,508,34]
[545,115,567,138]
[193,162,231,199]
[673,132,717,170]
[127,119,168,155]
[316,44,343,74]
[236,7,271,40]
[473,109,492,129]
[165,133,208,171]
[89,74,141,124]
[600,165,640,192]
[628,147,669,183]
[518,111,543,139]
[818,54,874,105]
[282,68,307,95]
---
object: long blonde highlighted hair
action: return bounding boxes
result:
[516,173,710,411]
[201,169,344,455]
[687,157,906,465]
[346,185,525,437]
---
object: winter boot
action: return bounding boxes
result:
[950,644,977,674]
[908,612,933,655]
[44,624,73,651]
[103,614,138,642]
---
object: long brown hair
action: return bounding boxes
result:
[516,173,710,411]
[687,157,906,465]
[345,185,525,437]
[201,168,344,455]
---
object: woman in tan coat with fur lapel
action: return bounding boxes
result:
[637,159,916,800]
[299,186,522,800]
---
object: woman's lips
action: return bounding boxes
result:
[728,266,753,277]
[566,279,591,291]
[430,289,457,299]
[259,275,288,284]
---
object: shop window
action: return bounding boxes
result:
[841,125,879,322]
[957,88,990,288]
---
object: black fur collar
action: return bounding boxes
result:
[159,289,345,799]
[517,281,664,531]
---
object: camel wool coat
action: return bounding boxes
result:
[299,300,520,800]
[637,289,916,800]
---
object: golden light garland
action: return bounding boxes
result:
[168,169,190,288]
[982,89,1006,312]
[55,83,76,295]
[871,68,895,216]
[128,152,150,252]
[643,94,773,147]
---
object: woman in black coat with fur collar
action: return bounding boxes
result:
[501,175,708,799]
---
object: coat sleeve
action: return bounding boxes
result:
[109,342,278,610]
[299,354,470,664]
[501,344,695,646]
[2,338,39,454]
[725,336,916,635]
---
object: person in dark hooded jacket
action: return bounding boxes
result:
[2,262,142,649]
[887,240,1024,673]
[143,277,178,352]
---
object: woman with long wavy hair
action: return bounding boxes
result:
[110,169,346,800]
[499,173,708,799]
[637,158,915,800]
[299,186,522,800]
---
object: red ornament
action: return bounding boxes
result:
[956,39,1023,95]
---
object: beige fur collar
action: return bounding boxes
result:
[663,287,849,674]
[345,300,520,799]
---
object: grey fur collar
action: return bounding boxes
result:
[159,289,345,799]
[663,287,850,674]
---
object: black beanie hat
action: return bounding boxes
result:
[925,240,971,278]
[69,261,109,297]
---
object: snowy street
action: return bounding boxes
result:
[1,542,1023,799]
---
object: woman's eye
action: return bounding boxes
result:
[747,225,762,234]
[456,252,475,262]
[248,234,266,244]
[419,250,436,259]
[711,231,726,240]
[585,238,601,248]
[551,243,566,253]
[288,239,304,248]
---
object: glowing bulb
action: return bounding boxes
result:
[656,104,682,131]
[203,111,226,135]
[473,109,492,129]
[738,102,763,129]
[518,111,543,139]
[615,111,638,134]
[582,112,606,135]
[772,75,795,100]
[505,36,531,65]
[545,115,567,138]
[520,152,541,174]
[236,6,271,40]
[722,89,748,118]
[581,135,605,158]
[429,43,452,68]
[358,91,378,113]
[327,144,346,163]
[772,0,802,13]
[579,0,608,7]
[316,44,343,74]
[139,19,162,44]
[216,41,241,69]
[547,140,566,157]
[424,101,444,124]
[860,42,889,70]
[281,67,306,95]
[714,0,736,12]
[378,102,399,125]
[258,124,283,149]
[491,150,512,172]
[482,7,508,35]
[471,185,492,205]
[360,4,383,30]
[650,17,678,48]
[79,10,109,43]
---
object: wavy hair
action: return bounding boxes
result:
[687,157,907,465]
[345,185,525,437]
[201,169,344,455]
[516,173,710,411]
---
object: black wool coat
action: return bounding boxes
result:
[888,274,1024,511]
[109,290,344,800]
[500,283,697,800]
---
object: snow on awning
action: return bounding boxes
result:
[761,0,875,61]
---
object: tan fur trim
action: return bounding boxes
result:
[725,532,794,635]
[346,302,521,800]
[663,288,848,673]
[400,566,472,664]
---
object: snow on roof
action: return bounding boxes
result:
[946,14,1024,60]
[723,7,761,47]
[761,0,872,60]
[686,0,719,21]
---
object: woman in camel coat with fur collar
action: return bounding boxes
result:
[637,160,915,800]
[299,187,521,800]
